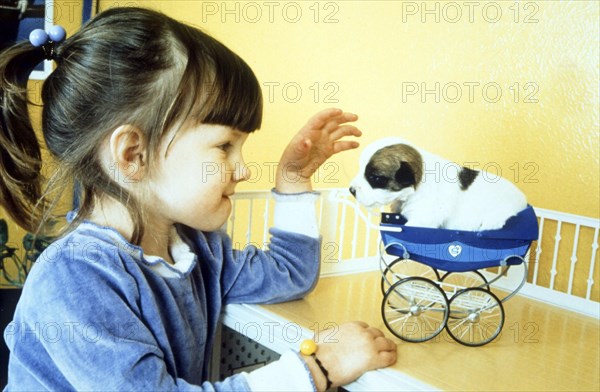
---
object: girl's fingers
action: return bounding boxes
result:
[351,320,370,328]
[308,108,344,129]
[377,350,398,367]
[317,107,344,120]
[333,140,360,154]
[315,108,357,124]
[336,111,359,123]
[322,112,359,132]
[330,125,362,141]
[374,336,397,351]
[366,327,385,338]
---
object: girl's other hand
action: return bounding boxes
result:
[276,108,361,194]
[305,321,398,390]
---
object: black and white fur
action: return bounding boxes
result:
[349,138,527,231]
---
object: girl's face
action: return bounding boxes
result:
[147,123,251,231]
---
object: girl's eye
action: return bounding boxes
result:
[218,142,233,152]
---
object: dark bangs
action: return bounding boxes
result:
[167,24,263,134]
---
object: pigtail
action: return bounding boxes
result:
[0,42,48,232]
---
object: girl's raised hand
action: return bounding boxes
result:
[276,108,361,194]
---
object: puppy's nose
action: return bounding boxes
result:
[349,187,356,197]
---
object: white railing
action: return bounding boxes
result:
[229,188,600,318]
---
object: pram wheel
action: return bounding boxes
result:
[441,271,490,292]
[445,288,505,346]
[381,277,449,343]
[381,259,441,295]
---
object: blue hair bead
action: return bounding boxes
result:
[48,25,66,42]
[29,29,49,47]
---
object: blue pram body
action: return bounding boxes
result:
[380,205,539,272]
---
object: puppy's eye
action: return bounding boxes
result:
[367,174,389,188]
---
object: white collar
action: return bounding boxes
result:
[144,226,197,279]
[78,221,197,279]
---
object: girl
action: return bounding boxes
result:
[0,7,397,391]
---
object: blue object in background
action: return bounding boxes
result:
[15,0,45,39]
[0,1,45,70]
[380,205,539,272]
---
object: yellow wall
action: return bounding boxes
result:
[136,0,597,302]
[110,0,598,218]
[2,1,598,285]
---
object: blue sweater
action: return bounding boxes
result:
[4,221,320,390]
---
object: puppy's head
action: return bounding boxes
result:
[350,138,423,208]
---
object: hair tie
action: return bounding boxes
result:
[29,26,66,61]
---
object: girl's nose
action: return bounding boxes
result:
[234,160,251,183]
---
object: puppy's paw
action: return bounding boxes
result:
[477,219,510,231]
[404,219,442,229]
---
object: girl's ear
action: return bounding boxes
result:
[109,125,147,183]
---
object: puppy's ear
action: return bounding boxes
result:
[395,162,416,187]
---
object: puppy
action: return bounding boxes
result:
[349,137,527,231]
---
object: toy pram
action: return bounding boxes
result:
[379,206,539,346]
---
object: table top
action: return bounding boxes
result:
[260,271,600,391]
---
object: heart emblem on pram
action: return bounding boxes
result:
[448,244,462,258]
